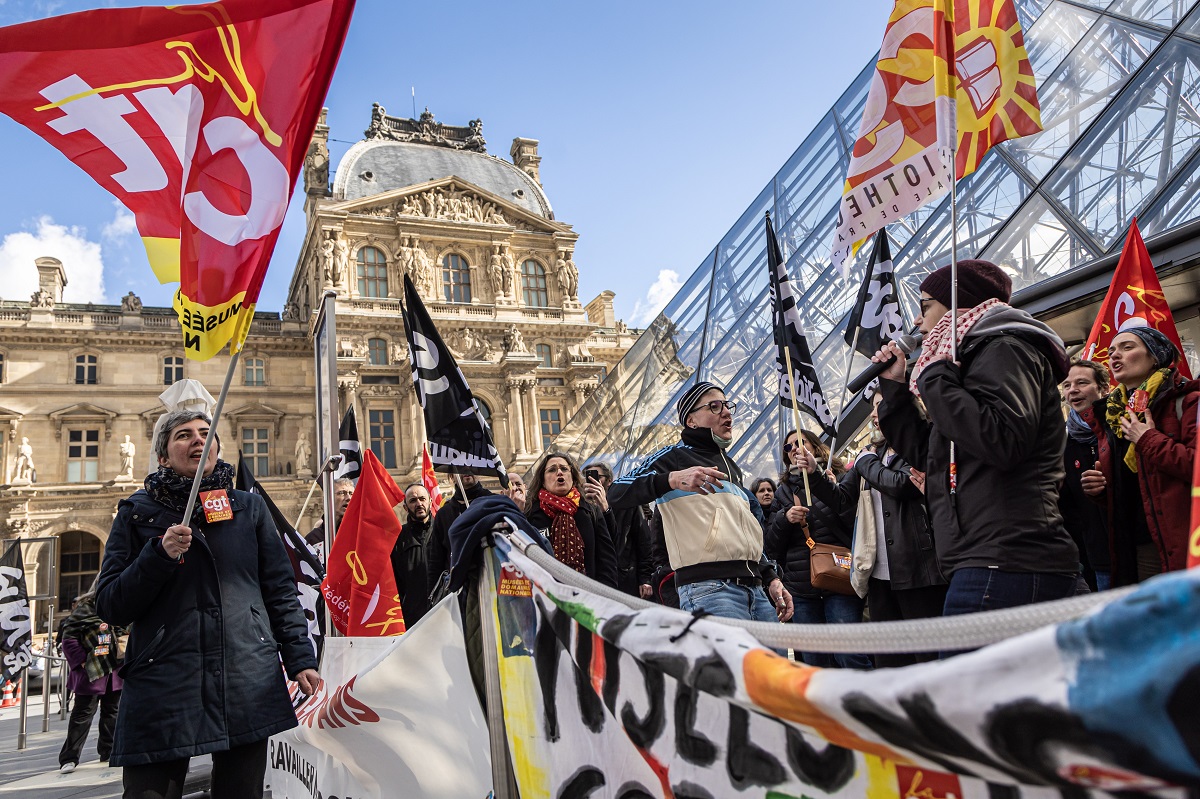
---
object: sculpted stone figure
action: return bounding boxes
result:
[282,302,301,322]
[488,246,505,298]
[503,324,529,354]
[13,437,34,482]
[30,289,53,309]
[556,250,579,300]
[118,435,136,479]
[121,291,143,313]
[410,238,435,296]
[320,237,336,287]
[502,246,517,298]
[294,431,312,471]
[334,238,350,290]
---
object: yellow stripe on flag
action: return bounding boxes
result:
[141,237,181,284]
[173,289,253,361]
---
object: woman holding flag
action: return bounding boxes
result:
[1080,327,1199,584]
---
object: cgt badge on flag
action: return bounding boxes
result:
[0,0,354,360]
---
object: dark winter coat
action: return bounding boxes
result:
[843,451,944,590]
[425,482,493,592]
[606,504,654,596]
[525,500,620,588]
[1083,372,1199,584]
[391,516,433,626]
[879,312,1079,577]
[766,470,857,598]
[1059,435,1111,578]
[96,488,316,766]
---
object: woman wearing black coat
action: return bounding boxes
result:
[766,429,871,669]
[524,451,619,587]
[96,410,318,799]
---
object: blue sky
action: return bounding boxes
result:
[0,0,893,325]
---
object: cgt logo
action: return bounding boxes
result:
[200,489,233,523]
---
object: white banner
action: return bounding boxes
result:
[267,597,492,799]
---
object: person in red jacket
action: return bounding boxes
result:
[1080,326,1198,584]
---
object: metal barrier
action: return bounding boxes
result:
[15,652,68,751]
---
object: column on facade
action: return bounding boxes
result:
[525,382,541,455]
[506,379,527,457]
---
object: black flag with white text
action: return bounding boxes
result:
[845,230,904,357]
[766,213,836,438]
[333,406,362,482]
[402,274,508,485]
[0,541,33,682]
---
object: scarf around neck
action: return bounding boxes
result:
[1066,408,1097,445]
[909,298,1006,396]
[1106,368,1171,473]
[144,460,236,524]
[60,600,124,682]
[539,487,586,575]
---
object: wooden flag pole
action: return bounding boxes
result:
[180,349,241,525]
[782,345,813,505]
[827,323,862,473]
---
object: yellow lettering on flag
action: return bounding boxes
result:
[173,289,254,361]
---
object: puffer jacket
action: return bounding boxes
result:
[765,469,857,598]
[1082,371,1199,584]
[96,487,316,766]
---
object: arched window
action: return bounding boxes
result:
[163,356,184,386]
[368,338,388,365]
[521,260,549,307]
[58,531,101,614]
[74,354,98,385]
[474,398,491,424]
[357,246,388,297]
[442,254,472,304]
[536,344,553,368]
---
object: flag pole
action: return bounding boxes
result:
[826,325,861,473]
[782,346,813,505]
[948,27,960,499]
[181,349,241,525]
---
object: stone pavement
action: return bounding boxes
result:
[0,686,212,799]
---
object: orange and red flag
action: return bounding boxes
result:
[321,449,406,636]
[832,0,1042,276]
[0,0,354,360]
[1083,218,1191,381]
[422,443,446,516]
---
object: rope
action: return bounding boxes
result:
[499,530,1130,654]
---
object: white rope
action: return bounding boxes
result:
[500,530,1130,654]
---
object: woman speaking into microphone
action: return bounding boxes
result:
[96,409,319,799]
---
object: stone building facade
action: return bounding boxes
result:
[0,108,636,635]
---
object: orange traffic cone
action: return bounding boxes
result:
[0,680,15,708]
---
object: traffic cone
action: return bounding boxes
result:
[0,680,15,708]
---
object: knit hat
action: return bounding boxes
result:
[676,381,723,426]
[919,259,1012,309]
[1120,324,1178,369]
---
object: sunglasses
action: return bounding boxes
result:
[783,441,802,453]
[690,400,738,415]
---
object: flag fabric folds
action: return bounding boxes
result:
[844,230,905,358]
[0,541,33,682]
[320,449,406,636]
[767,214,836,438]
[1084,218,1191,381]
[1190,403,1200,570]
[421,443,446,516]
[333,406,363,482]
[236,454,324,653]
[0,0,355,359]
[401,274,508,484]
[831,0,1042,276]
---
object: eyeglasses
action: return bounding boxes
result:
[690,400,738,416]
[918,298,937,314]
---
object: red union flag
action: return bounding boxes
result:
[321,449,406,637]
[1191,402,1200,569]
[0,0,354,360]
[1083,218,1191,381]
[831,0,1041,276]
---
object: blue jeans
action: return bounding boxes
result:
[677,579,777,623]
[943,568,1078,616]
[790,594,873,670]
[1094,571,1112,592]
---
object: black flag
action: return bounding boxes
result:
[0,541,34,682]
[766,213,836,438]
[845,230,904,357]
[401,274,508,485]
[333,406,362,482]
[236,454,324,657]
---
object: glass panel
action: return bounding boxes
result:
[979,193,1104,290]
[1107,0,1189,27]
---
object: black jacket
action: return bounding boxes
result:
[96,488,316,766]
[879,312,1079,577]
[425,482,493,591]
[1059,435,1111,578]
[845,451,944,590]
[606,504,654,596]
[525,500,620,588]
[391,516,433,626]
[766,469,857,598]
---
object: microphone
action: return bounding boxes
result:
[846,332,924,394]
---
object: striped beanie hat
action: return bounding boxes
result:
[677,381,723,426]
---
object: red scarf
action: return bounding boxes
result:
[909,298,1005,397]
[539,487,586,575]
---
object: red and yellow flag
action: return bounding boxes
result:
[0,0,354,360]
[832,0,1042,276]
[321,449,406,636]
[1083,218,1191,381]
[422,443,446,516]
[1190,405,1200,569]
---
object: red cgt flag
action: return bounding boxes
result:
[321,449,406,636]
[1083,218,1191,382]
[1191,403,1200,569]
[0,0,354,360]
[421,443,445,516]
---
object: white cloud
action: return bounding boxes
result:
[0,216,106,304]
[101,202,137,242]
[630,269,682,326]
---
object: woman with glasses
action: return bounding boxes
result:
[766,429,871,669]
[524,451,619,587]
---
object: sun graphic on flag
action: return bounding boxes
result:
[953,0,1043,179]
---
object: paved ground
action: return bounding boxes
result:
[0,686,212,799]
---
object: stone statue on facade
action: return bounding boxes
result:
[365,103,387,140]
[390,342,410,364]
[560,251,580,300]
[410,238,435,296]
[502,324,529,354]
[304,139,329,193]
[320,236,336,287]
[13,437,34,482]
[294,431,312,472]
[121,291,143,313]
[334,238,350,291]
[502,246,517,298]
[117,435,136,481]
[30,289,53,309]
[488,246,506,299]
[464,119,487,152]
[282,302,301,322]
[446,328,495,361]
[396,236,414,277]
